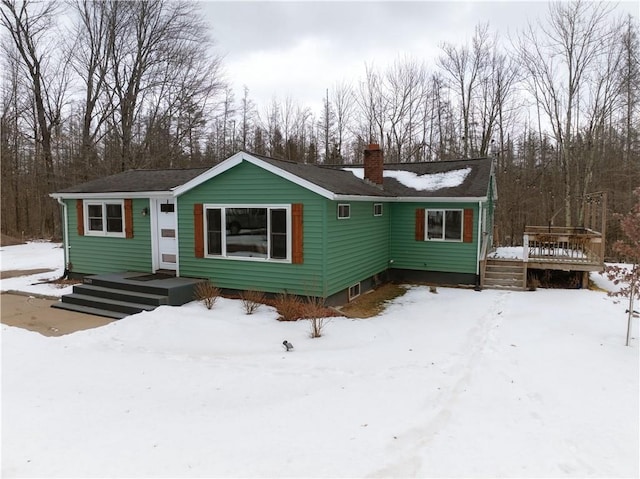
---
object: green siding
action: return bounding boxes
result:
[178,161,327,297]
[324,200,390,296]
[65,198,152,274]
[178,161,391,298]
[389,202,480,274]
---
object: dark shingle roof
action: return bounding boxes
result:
[255,155,492,199]
[252,154,392,197]
[377,158,493,198]
[55,168,209,194]
[53,153,493,200]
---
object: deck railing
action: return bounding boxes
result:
[522,226,603,266]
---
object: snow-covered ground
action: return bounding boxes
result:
[1,243,638,478]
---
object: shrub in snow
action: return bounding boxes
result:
[240,290,265,315]
[274,291,304,321]
[193,281,220,310]
[304,296,329,338]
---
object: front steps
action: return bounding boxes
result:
[52,272,206,319]
[483,259,526,291]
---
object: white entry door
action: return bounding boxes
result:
[156,198,177,271]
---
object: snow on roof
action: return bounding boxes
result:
[343,167,471,191]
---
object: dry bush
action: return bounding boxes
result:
[305,296,330,338]
[240,290,265,314]
[274,291,304,321]
[194,280,220,309]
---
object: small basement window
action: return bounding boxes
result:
[338,204,351,219]
[373,203,383,216]
[348,282,361,301]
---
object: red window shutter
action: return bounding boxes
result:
[194,203,204,258]
[292,203,303,264]
[124,199,134,238]
[463,209,474,243]
[76,199,84,236]
[415,208,425,241]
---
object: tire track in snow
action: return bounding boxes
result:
[368,291,510,478]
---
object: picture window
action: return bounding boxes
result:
[204,205,291,261]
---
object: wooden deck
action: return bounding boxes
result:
[479,226,604,290]
[523,226,604,272]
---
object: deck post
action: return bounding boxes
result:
[522,235,529,262]
[581,271,589,289]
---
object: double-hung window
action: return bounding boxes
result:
[426,209,463,241]
[85,201,125,237]
[204,205,291,261]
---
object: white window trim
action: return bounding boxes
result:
[348,282,361,301]
[203,204,292,263]
[425,208,464,242]
[337,203,351,219]
[84,200,126,238]
[373,203,383,216]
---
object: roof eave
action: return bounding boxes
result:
[50,191,175,200]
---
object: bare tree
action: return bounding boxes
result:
[517,1,616,226]
[103,0,223,171]
[67,0,113,180]
[439,23,491,158]
[239,85,255,151]
[1,0,71,233]
[330,81,355,164]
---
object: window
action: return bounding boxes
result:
[373,203,383,216]
[204,205,291,261]
[348,282,361,300]
[85,201,125,237]
[426,209,463,241]
[338,204,350,219]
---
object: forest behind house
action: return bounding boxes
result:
[1,0,638,258]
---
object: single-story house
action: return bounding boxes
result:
[51,145,496,305]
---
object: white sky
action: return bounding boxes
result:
[201,1,639,116]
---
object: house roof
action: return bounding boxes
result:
[51,152,494,202]
[251,154,392,198]
[369,158,494,199]
[51,168,209,197]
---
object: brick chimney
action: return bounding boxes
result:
[363,143,384,186]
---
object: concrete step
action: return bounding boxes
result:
[51,302,128,320]
[73,284,169,307]
[60,293,158,315]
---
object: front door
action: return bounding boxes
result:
[156,198,177,271]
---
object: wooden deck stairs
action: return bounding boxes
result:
[483,259,526,291]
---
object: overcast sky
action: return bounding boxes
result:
[201,1,638,115]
